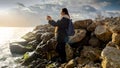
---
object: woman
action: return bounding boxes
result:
[46,8,70,63]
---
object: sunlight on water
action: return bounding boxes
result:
[0,27,33,68]
[0,27,13,44]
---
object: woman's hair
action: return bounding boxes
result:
[62,8,70,17]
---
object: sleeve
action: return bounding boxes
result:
[48,20,60,27]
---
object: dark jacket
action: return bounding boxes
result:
[48,17,70,43]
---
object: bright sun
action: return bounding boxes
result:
[0,27,13,44]
[0,10,9,16]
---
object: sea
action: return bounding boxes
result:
[0,27,34,68]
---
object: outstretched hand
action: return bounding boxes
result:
[46,16,52,21]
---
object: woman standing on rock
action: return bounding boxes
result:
[46,8,70,63]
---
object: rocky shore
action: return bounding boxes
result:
[10,17,120,68]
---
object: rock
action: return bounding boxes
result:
[41,32,54,44]
[35,33,42,42]
[74,19,93,29]
[29,59,48,68]
[69,29,86,43]
[22,52,41,66]
[101,46,120,68]
[80,46,101,62]
[78,61,101,68]
[27,40,39,50]
[107,17,120,33]
[87,23,96,32]
[76,57,90,66]
[106,41,120,49]
[65,59,75,68]
[10,43,33,55]
[65,43,73,61]
[21,32,36,42]
[89,36,101,47]
[95,25,112,42]
[35,38,58,59]
[33,24,54,33]
[112,33,120,46]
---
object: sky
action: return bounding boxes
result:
[0,0,120,27]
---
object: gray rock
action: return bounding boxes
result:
[10,43,33,55]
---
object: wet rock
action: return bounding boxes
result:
[10,43,33,55]
[69,29,86,43]
[29,59,48,68]
[27,40,39,50]
[35,33,42,42]
[21,32,36,42]
[74,19,93,29]
[33,24,54,33]
[101,46,120,68]
[35,38,58,59]
[95,25,112,42]
[41,32,54,44]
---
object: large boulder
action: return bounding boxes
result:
[74,19,93,29]
[95,25,112,42]
[106,17,120,33]
[69,29,86,43]
[40,32,54,44]
[89,36,101,47]
[87,23,96,32]
[33,24,54,33]
[101,46,120,68]
[80,46,101,62]
[10,42,33,55]
[112,33,120,46]
[21,32,36,42]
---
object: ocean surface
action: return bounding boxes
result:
[0,27,33,68]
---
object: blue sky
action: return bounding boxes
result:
[0,0,120,27]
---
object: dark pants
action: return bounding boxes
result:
[56,42,66,63]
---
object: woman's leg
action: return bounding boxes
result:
[56,42,66,63]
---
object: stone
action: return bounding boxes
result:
[27,40,39,50]
[95,25,112,42]
[74,19,93,29]
[89,36,101,47]
[65,43,73,61]
[87,23,96,32]
[65,59,75,68]
[69,29,86,43]
[107,17,120,33]
[35,33,42,42]
[9,43,33,55]
[101,46,120,68]
[21,32,36,42]
[41,32,54,44]
[80,46,101,62]
[106,41,119,49]
[112,33,120,46]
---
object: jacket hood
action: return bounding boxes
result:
[61,15,70,19]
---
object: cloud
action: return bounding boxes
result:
[0,0,119,27]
